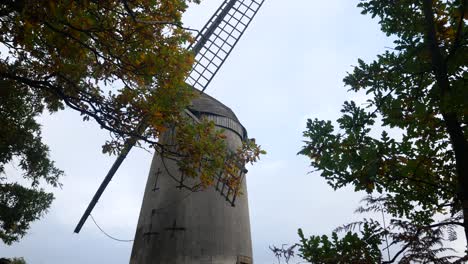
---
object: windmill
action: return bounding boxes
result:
[74,0,265,263]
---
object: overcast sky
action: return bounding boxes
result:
[2,1,465,263]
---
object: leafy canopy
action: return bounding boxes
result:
[298,223,382,264]
[298,0,467,262]
[0,0,263,244]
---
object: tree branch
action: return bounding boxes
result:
[422,0,468,245]
[382,221,464,263]
[120,0,199,33]
[0,70,160,146]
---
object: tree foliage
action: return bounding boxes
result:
[299,0,467,262]
[298,196,467,263]
[298,222,382,264]
[0,0,263,244]
[0,258,26,264]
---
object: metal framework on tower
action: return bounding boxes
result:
[186,0,264,92]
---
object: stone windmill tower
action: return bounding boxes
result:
[130,93,253,263]
[74,1,265,263]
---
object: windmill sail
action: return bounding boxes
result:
[74,0,265,234]
[186,0,265,92]
[214,165,248,206]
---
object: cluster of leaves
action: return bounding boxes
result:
[0,79,61,244]
[0,183,53,245]
[298,196,467,263]
[298,222,382,264]
[300,100,457,223]
[223,138,266,191]
[353,196,468,263]
[0,0,265,244]
[166,116,265,191]
[0,258,26,264]
[171,117,231,188]
[298,0,467,262]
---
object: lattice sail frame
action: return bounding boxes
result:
[214,163,248,206]
[186,0,265,92]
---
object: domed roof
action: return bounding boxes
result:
[188,91,240,123]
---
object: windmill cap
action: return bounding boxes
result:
[189,91,240,123]
[188,89,248,140]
